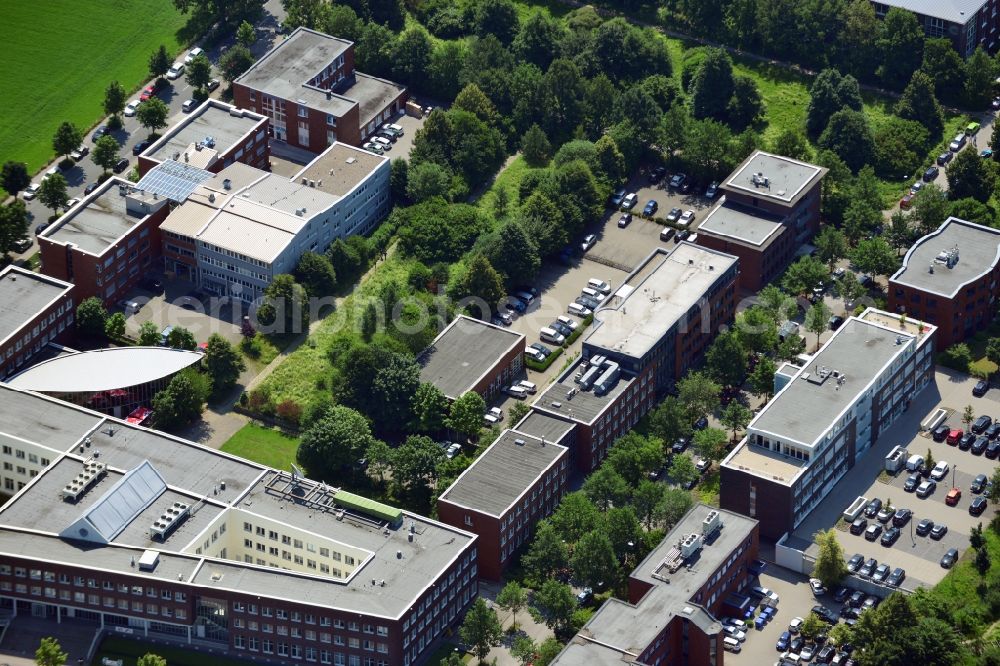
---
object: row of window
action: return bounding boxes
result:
[232,637,387,666]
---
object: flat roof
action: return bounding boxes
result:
[534,357,635,427]
[697,199,785,247]
[746,312,929,449]
[438,430,567,517]
[0,384,475,619]
[351,73,407,127]
[7,347,203,393]
[891,217,1000,297]
[513,411,577,446]
[722,443,808,485]
[195,206,303,263]
[723,151,826,208]
[0,267,72,347]
[418,316,524,400]
[144,101,266,167]
[584,243,737,361]
[45,180,166,255]
[878,0,986,24]
[294,143,387,197]
[553,505,756,665]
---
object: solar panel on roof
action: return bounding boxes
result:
[135,160,213,202]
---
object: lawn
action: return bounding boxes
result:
[926,525,1000,634]
[221,423,299,471]
[0,0,189,182]
[93,636,258,666]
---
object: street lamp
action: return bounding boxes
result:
[953,464,957,490]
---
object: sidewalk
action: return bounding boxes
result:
[478,583,554,666]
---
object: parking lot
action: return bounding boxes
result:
[122,281,244,346]
[790,368,999,589]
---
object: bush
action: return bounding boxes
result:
[939,343,973,372]
[247,388,274,416]
[525,347,563,372]
[275,399,303,426]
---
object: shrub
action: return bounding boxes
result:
[247,389,274,416]
[939,343,973,372]
[276,399,303,426]
[525,347,563,372]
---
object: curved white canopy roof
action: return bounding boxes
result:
[8,347,202,393]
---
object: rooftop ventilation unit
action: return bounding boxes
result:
[138,550,160,571]
[751,172,769,188]
[514,438,526,446]
[149,501,191,540]
[204,136,216,148]
[309,180,316,187]
[61,458,108,501]
[302,177,308,185]
[346,157,357,164]
[577,363,602,391]
[593,361,620,396]
[702,510,721,536]
[679,532,703,559]
[223,178,232,190]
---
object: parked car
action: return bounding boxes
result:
[973,415,993,433]
[132,140,151,156]
[123,100,140,117]
[864,523,882,541]
[648,166,667,183]
[973,436,989,455]
[705,182,718,198]
[988,440,1000,459]
[609,188,626,207]
[11,237,31,253]
[556,315,579,331]
[941,548,959,568]
[63,197,81,211]
[777,631,791,651]
[680,210,695,226]
[829,315,845,330]
[946,487,962,505]
[91,124,110,141]
[937,151,953,166]
[959,431,975,450]
[932,424,951,441]
[84,182,99,195]
[182,99,198,113]
[665,207,682,223]
[974,379,990,396]
[903,472,921,492]
[113,158,129,173]
[849,517,867,535]
[581,234,597,252]
[568,302,591,317]
[915,518,933,536]
[899,193,914,210]
[858,558,877,577]
[70,144,89,161]
[669,173,687,189]
[947,429,963,445]
[930,460,950,481]
[887,567,906,587]
[23,183,40,200]
[659,227,675,242]
[880,527,900,547]
[923,166,940,181]
[445,443,462,459]
[872,563,891,583]
[864,498,882,518]
[529,343,552,357]
[892,508,912,527]
[914,479,936,498]
[620,193,638,210]
[930,523,948,540]
[617,213,632,228]
[809,578,826,596]
[139,85,157,102]
[973,473,990,493]
[207,78,221,92]
[643,200,658,216]
[184,46,204,64]
[833,587,851,603]
[166,63,185,80]
[846,553,864,573]
[971,496,988,516]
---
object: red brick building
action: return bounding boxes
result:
[233,27,407,151]
[437,427,570,580]
[137,101,269,177]
[38,178,169,307]
[418,316,525,403]
[888,216,1000,348]
[872,0,1000,56]
[552,505,760,666]
[532,243,739,473]
[0,267,75,380]
[694,151,826,292]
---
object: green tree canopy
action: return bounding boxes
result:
[693,427,729,462]
[204,333,246,395]
[448,391,487,440]
[297,405,376,480]
[850,237,900,277]
[946,148,997,203]
[151,369,208,429]
[0,201,30,253]
[413,382,449,433]
[38,173,68,216]
[530,580,576,632]
[818,108,874,173]
[104,312,126,340]
[705,330,747,388]
[805,68,862,138]
[781,256,828,295]
[136,97,170,135]
[35,637,68,666]
[876,7,924,89]
[583,465,630,511]
[721,402,754,442]
[496,581,528,629]
[813,528,848,588]
[521,521,569,581]
[389,435,444,496]
[550,491,602,543]
[53,122,83,159]
[91,135,120,174]
[460,598,503,663]
[894,70,944,139]
[219,44,255,82]
[605,432,664,486]
[805,300,832,351]
[669,454,699,488]
[690,48,734,121]
[1,161,30,198]
[136,654,166,666]
[294,251,337,297]
[814,226,848,270]
[166,326,197,350]
[677,371,721,422]
[571,530,620,588]
[76,297,108,338]
[185,54,213,93]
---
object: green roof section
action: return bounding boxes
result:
[336,490,403,525]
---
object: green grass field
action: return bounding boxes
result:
[0,0,189,180]
[221,423,299,470]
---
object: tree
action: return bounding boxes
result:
[389,435,444,496]
[473,0,520,44]
[137,320,160,346]
[818,109,874,173]
[102,81,128,124]
[800,613,826,641]
[1,161,30,198]
[448,391,486,440]
[521,521,569,580]
[390,26,433,86]
[947,148,997,203]
[38,173,68,217]
[806,69,862,138]
[136,655,166,666]
[964,404,976,430]
[455,254,505,317]
[550,492,602,543]
[757,284,796,324]
[813,528,848,588]
[261,274,309,333]
[605,506,642,560]
[690,48,734,121]
[770,128,812,161]
[721,403,753,443]
[677,372,721,422]
[895,71,944,139]
[583,465,630,511]
[297,405,376,480]
[104,312,126,340]
[727,75,765,129]
[670,454,699,488]
[705,330,747,388]
[497,581,528,630]
[531,580,576,632]
[877,8,924,89]
[748,356,777,400]
[510,636,536,666]
[484,223,541,287]
[571,530,619,587]
[814,226,848,271]
[294,251,337,297]
[171,0,264,28]
[53,122,83,161]
[606,433,663,486]
[236,20,256,48]
[648,396,688,447]
[0,201,30,253]
[515,12,564,70]
[925,448,936,481]
[77,298,108,337]
[166,326,197,350]
[413,382,449,433]
[186,54,213,93]
[850,237,899,278]
[965,47,996,110]
[91,135,120,175]
[522,124,552,167]
[911,183,949,235]
[460,598,503,663]
[805,301,832,351]
[219,45,254,83]
[136,98,169,135]
[151,369,208,429]
[405,162,451,203]
[148,45,170,81]
[535,638,563,666]
[205,334,246,395]
[35,637,68,666]
[693,427,729,462]
[921,39,965,105]
[781,256,828,295]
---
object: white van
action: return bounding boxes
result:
[949,132,967,152]
[587,278,611,294]
[514,291,535,306]
[506,385,528,399]
[580,287,602,301]
[518,380,537,394]
[723,637,741,653]
[540,327,565,345]
[483,413,500,426]
[906,454,924,472]
[568,302,592,317]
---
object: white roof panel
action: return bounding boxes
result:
[61,461,167,544]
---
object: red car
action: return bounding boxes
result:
[946,429,963,445]
[899,193,914,210]
[139,84,157,102]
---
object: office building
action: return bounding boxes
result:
[417,316,525,402]
[552,505,759,666]
[233,27,407,151]
[137,101,270,176]
[720,309,936,539]
[532,244,738,472]
[437,422,572,580]
[0,383,477,666]
[159,142,390,300]
[0,266,75,380]
[888,216,1000,348]
[871,0,998,56]
[38,178,169,307]
[693,151,826,291]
